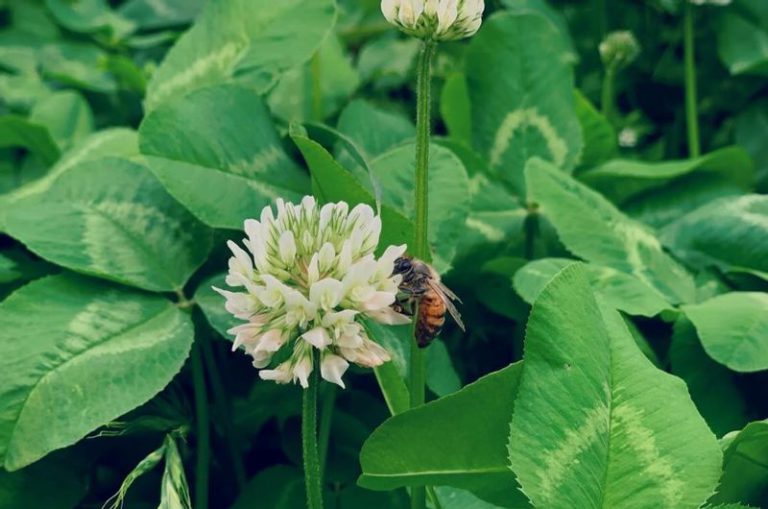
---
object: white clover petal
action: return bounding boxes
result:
[366,307,412,325]
[307,254,320,286]
[436,0,458,34]
[225,240,254,286]
[302,327,332,349]
[228,322,263,351]
[259,362,292,383]
[345,339,392,368]
[309,278,344,311]
[278,230,297,265]
[360,290,397,312]
[375,244,407,279]
[321,309,359,329]
[292,356,313,388]
[321,353,349,388]
[212,287,260,320]
[318,243,336,272]
[254,328,286,355]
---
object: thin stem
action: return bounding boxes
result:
[191,342,210,509]
[683,2,701,158]
[318,383,337,477]
[601,66,616,122]
[199,333,247,489]
[413,40,435,261]
[410,39,436,509]
[302,355,324,509]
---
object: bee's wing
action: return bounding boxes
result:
[427,280,466,332]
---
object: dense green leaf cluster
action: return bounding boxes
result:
[0,0,766,508]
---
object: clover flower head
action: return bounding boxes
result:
[599,31,641,71]
[381,0,485,41]
[216,197,410,389]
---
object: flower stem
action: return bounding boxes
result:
[601,66,616,122]
[413,40,435,261]
[191,341,210,509]
[683,2,701,158]
[303,355,324,509]
[318,383,337,477]
[199,332,247,489]
[410,39,435,509]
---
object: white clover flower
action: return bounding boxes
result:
[599,31,641,71]
[216,197,410,389]
[381,0,485,41]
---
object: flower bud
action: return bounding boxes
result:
[381,0,485,42]
[599,31,641,71]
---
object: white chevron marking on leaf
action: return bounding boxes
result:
[538,402,610,504]
[490,108,568,168]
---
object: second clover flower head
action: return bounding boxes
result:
[215,197,410,389]
[381,0,485,42]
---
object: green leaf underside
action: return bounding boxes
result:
[579,147,753,205]
[526,158,696,305]
[0,274,193,470]
[6,157,212,292]
[0,128,139,231]
[717,0,768,76]
[359,363,530,508]
[467,11,582,196]
[371,143,470,271]
[661,195,768,282]
[144,0,336,111]
[0,115,60,165]
[514,258,671,317]
[509,264,721,509]
[683,292,768,373]
[669,317,748,437]
[140,85,309,230]
[289,126,413,253]
[711,420,768,506]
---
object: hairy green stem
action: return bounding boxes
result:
[303,355,324,509]
[410,39,436,509]
[191,342,210,509]
[318,383,337,477]
[683,2,701,158]
[199,333,247,489]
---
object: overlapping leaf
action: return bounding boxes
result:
[661,195,768,281]
[526,158,696,304]
[359,363,530,508]
[6,157,212,292]
[508,264,722,509]
[140,85,309,230]
[683,292,768,373]
[467,11,582,195]
[0,274,194,470]
[514,258,671,317]
[144,0,336,111]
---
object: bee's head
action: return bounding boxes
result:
[393,256,412,275]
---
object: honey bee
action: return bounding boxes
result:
[391,255,465,347]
